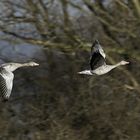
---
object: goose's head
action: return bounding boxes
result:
[120,60,129,65]
[26,62,39,67]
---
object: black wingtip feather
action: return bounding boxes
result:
[2,98,9,102]
[94,39,99,44]
[91,40,99,48]
[91,39,100,53]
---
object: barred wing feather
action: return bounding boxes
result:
[0,73,14,101]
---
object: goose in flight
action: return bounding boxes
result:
[0,62,39,101]
[78,40,129,75]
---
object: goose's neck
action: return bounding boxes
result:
[11,62,37,71]
[106,62,124,71]
[20,63,32,67]
[112,62,122,69]
[2,62,39,72]
[8,63,30,71]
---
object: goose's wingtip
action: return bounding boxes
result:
[94,39,99,44]
[77,71,82,74]
[2,98,9,102]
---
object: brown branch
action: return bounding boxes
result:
[107,56,140,93]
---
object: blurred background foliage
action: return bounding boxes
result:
[0,0,139,139]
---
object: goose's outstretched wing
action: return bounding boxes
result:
[0,69,14,101]
[90,40,106,70]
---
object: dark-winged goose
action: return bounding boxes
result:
[78,40,129,75]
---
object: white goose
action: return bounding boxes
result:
[78,40,129,75]
[0,62,39,101]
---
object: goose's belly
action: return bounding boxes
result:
[92,65,113,75]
